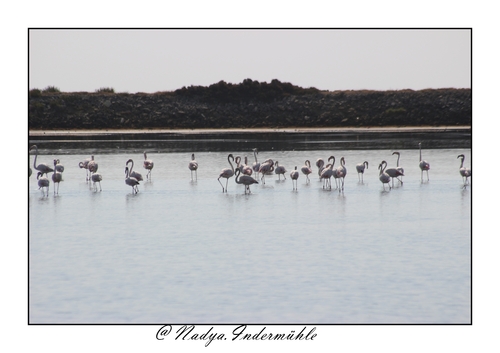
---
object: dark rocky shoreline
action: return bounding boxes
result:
[29,81,471,130]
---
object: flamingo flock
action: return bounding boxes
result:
[29,142,471,196]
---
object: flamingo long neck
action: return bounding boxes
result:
[329,157,335,170]
[228,155,234,173]
[459,156,464,168]
[396,154,400,167]
[33,146,38,168]
[129,160,134,174]
[253,150,258,163]
[235,169,241,184]
[419,145,422,161]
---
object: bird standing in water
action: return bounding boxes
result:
[457,154,471,186]
[378,161,391,191]
[218,154,235,193]
[290,166,299,190]
[301,160,312,183]
[356,161,368,182]
[189,153,198,181]
[51,159,63,195]
[235,169,258,194]
[143,152,154,180]
[30,145,54,177]
[418,142,430,182]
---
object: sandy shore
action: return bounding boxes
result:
[29,126,471,136]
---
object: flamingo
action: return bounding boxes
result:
[126,159,143,181]
[30,145,54,176]
[274,160,287,180]
[379,160,391,190]
[385,152,404,187]
[337,157,347,191]
[242,156,253,175]
[79,157,91,181]
[143,151,154,180]
[37,172,50,196]
[91,171,103,192]
[316,158,325,179]
[234,168,258,194]
[301,160,312,183]
[252,148,260,178]
[418,142,430,182]
[54,159,64,173]
[258,159,274,184]
[385,167,404,187]
[290,166,299,190]
[218,154,235,193]
[88,155,98,177]
[235,156,243,173]
[189,153,198,180]
[356,161,368,182]
[457,154,471,185]
[125,166,140,194]
[393,151,404,183]
[51,159,63,195]
[320,156,335,190]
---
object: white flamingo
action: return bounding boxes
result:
[37,172,50,196]
[30,145,54,177]
[143,151,154,180]
[457,154,471,185]
[379,160,391,190]
[125,166,140,194]
[320,156,335,190]
[356,161,368,182]
[337,157,347,191]
[54,159,64,173]
[301,160,312,183]
[79,157,91,181]
[126,159,143,181]
[91,172,103,192]
[290,166,299,190]
[274,160,287,180]
[51,159,63,195]
[252,148,260,178]
[393,151,404,182]
[218,154,235,193]
[316,158,325,180]
[189,153,198,180]
[258,159,274,184]
[385,152,404,187]
[88,155,98,177]
[418,142,430,182]
[235,168,258,194]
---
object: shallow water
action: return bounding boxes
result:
[29,138,471,324]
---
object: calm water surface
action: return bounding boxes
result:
[29,137,471,324]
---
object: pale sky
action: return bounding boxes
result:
[29,29,471,93]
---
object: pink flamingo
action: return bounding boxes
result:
[143,151,154,180]
[301,160,312,183]
[218,154,235,193]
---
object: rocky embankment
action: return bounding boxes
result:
[28,81,471,130]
